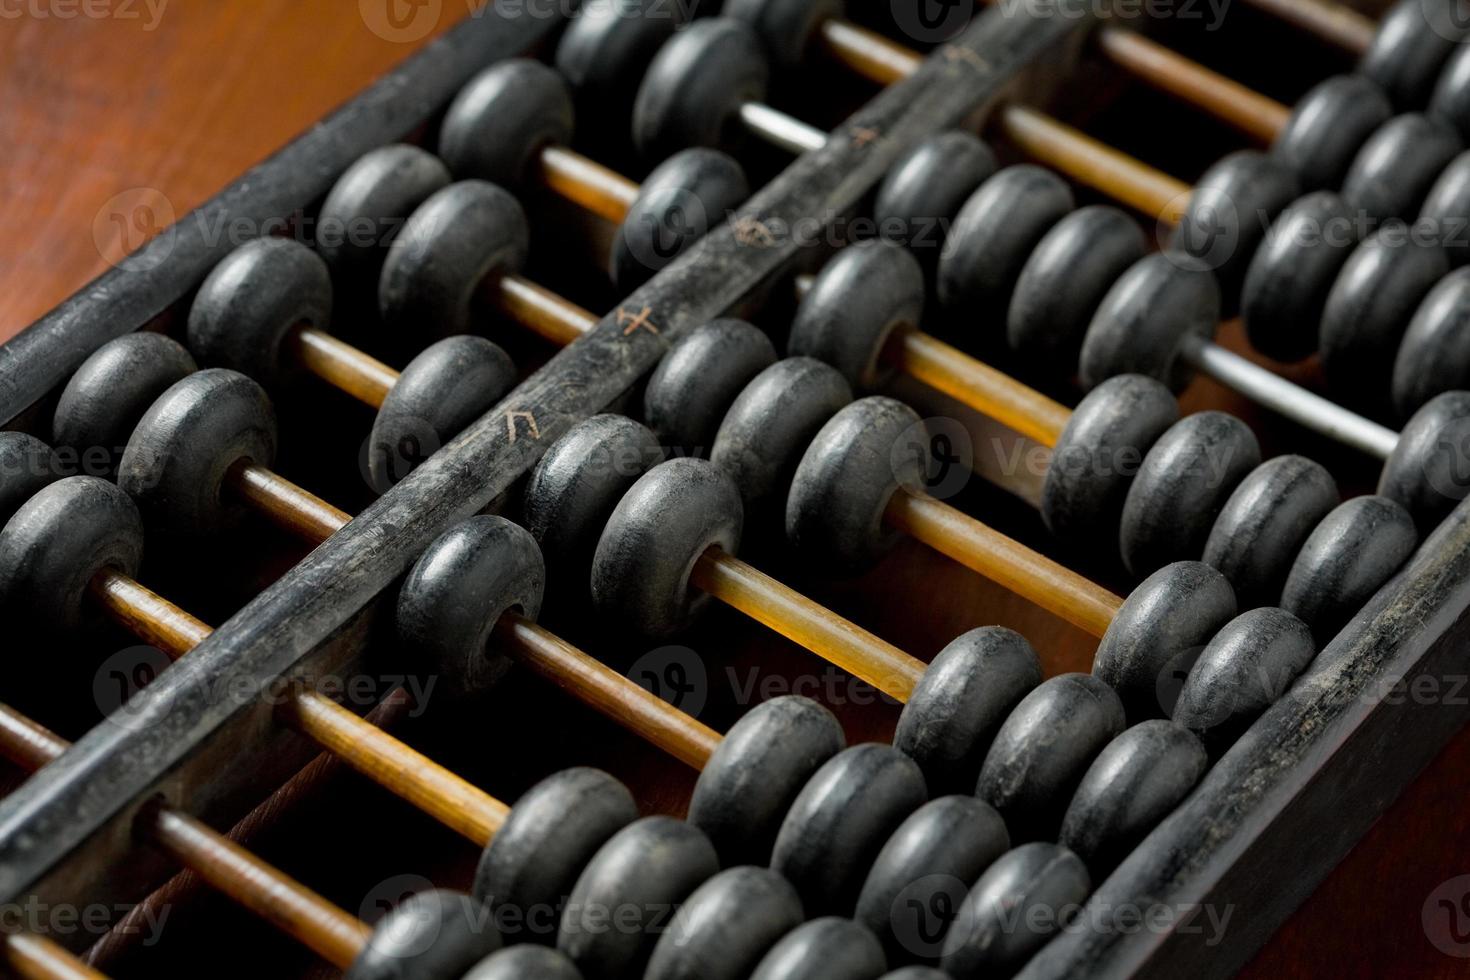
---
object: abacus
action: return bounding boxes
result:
[3,0,1469,977]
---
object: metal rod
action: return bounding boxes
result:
[738,102,829,155]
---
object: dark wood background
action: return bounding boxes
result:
[2,2,1468,977]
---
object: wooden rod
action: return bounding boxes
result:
[279,691,508,846]
[888,329,1071,449]
[690,549,925,702]
[88,569,212,660]
[1240,0,1375,54]
[4,934,109,980]
[885,489,1123,638]
[229,461,351,542]
[816,17,919,85]
[491,274,597,347]
[496,614,722,771]
[145,806,369,970]
[288,327,398,410]
[1096,28,1291,144]
[536,145,641,225]
[0,705,67,770]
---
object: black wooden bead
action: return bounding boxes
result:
[1431,43,1470,139]
[0,432,65,531]
[879,969,949,979]
[939,843,1090,980]
[1041,374,1179,554]
[855,795,1009,964]
[1241,191,1360,363]
[687,695,846,868]
[749,918,888,980]
[367,336,516,492]
[524,416,666,575]
[710,357,852,514]
[975,674,1125,840]
[789,240,925,389]
[475,768,638,943]
[786,397,924,571]
[1392,270,1470,418]
[1079,252,1220,393]
[1093,561,1238,718]
[1419,150,1470,267]
[772,744,928,917]
[644,320,776,454]
[892,626,1042,795]
[1281,495,1418,641]
[1320,226,1450,412]
[613,149,749,290]
[396,516,546,698]
[188,237,331,387]
[1272,75,1393,191]
[379,181,529,338]
[347,890,500,980]
[591,457,743,636]
[1341,113,1461,221]
[936,164,1074,321]
[874,131,997,262]
[0,477,143,633]
[317,144,451,287]
[644,867,804,980]
[1358,0,1465,108]
[558,817,720,980]
[1119,412,1261,577]
[440,60,574,187]
[117,369,277,535]
[1008,205,1148,369]
[725,0,843,68]
[556,0,683,121]
[1379,390,1470,529]
[1171,150,1298,314]
[51,334,196,478]
[1202,456,1340,610]
[464,946,583,980]
[1058,720,1207,873]
[633,18,770,160]
[1172,607,1316,740]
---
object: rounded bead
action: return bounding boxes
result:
[613,148,749,290]
[316,144,451,287]
[789,240,925,389]
[1172,607,1317,739]
[1118,412,1262,576]
[1341,113,1461,221]
[0,477,144,633]
[1418,149,1470,267]
[1008,205,1148,369]
[556,0,683,122]
[1393,269,1470,418]
[644,319,776,454]
[855,795,1009,964]
[936,164,1074,321]
[1430,42,1470,139]
[0,432,66,531]
[464,946,583,980]
[1040,374,1179,553]
[771,744,928,917]
[785,397,924,571]
[367,336,516,492]
[1358,0,1465,107]
[188,237,331,387]
[724,0,844,69]
[348,890,500,980]
[687,695,846,867]
[879,969,949,980]
[892,626,1042,795]
[873,131,997,262]
[1281,495,1418,641]
[1272,75,1393,191]
[474,768,638,942]
[939,843,1090,979]
[975,674,1126,840]
[591,457,743,636]
[1079,252,1220,393]
[558,817,720,980]
[1058,720,1207,873]
[1202,455,1341,609]
[439,60,574,187]
[749,918,887,980]
[379,181,529,338]
[644,867,804,980]
[1093,561,1238,717]
[1379,389,1470,528]
[117,369,277,535]
[633,18,770,160]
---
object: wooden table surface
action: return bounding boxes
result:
[2,3,1469,977]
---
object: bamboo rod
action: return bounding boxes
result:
[492,275,597,347]
[88,570,211,660]
[1240,0,1375,53]
[536,145,641,225]
[288,328,398,410]
[229,462,352,542]
[4,934,109,980]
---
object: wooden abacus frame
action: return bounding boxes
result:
[0,3,1466,978]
